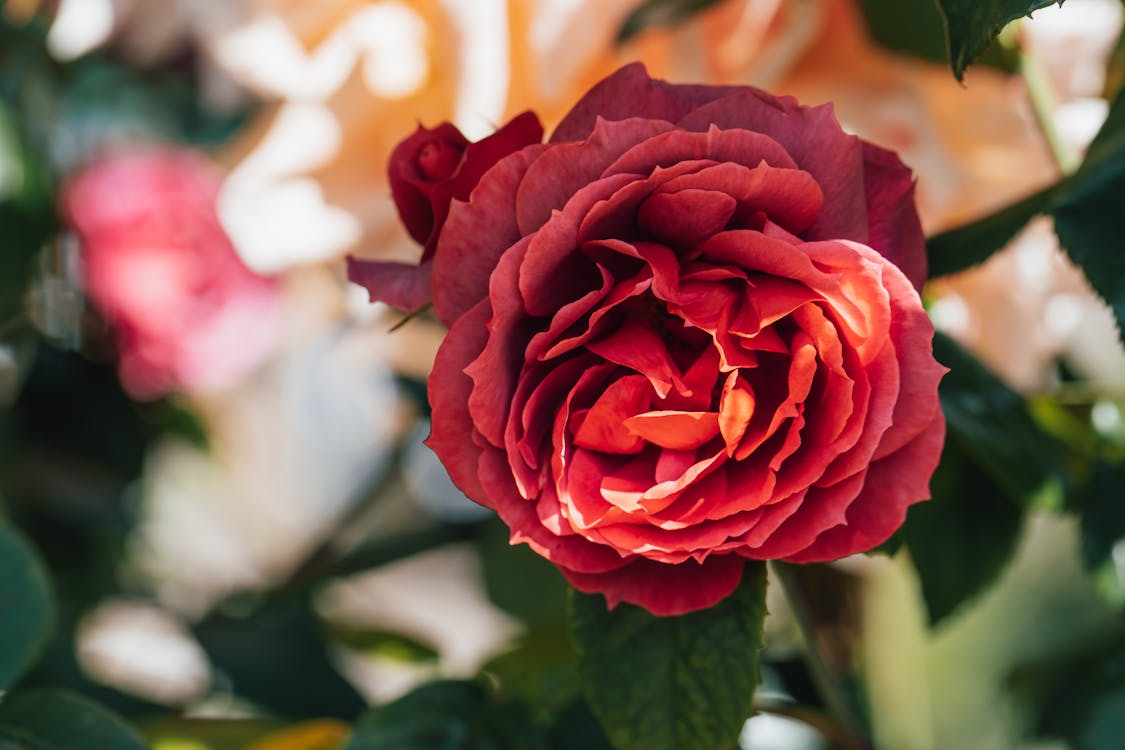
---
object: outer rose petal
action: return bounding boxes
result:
[561,554,745,616]
[861,142,927,291]
[551,62,742,143]
[347,256,432,314]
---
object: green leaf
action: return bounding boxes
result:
[345,680,545,750]
[0,687,148,750]
[935,0,1062,80]
[926,183,1058,278]
[1034,635,1125,750]
[933,333,1064,505]
[1051,85,1125,346]
[569,563,767,750]
[1072,461,1125,608]
[478,519,569,627]
[193,596,365,720]
[902,439,1025,624]
[615,0,725,43]
[0,523,52,690]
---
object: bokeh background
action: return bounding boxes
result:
[2,1,1125,748]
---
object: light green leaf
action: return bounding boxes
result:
[569,563,767,750]
[0,523,52,690]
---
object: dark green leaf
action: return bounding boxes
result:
[1034,635,1125,750]
[859,0,1018,70]
[546,700,614,750]
[935,0,1062,80]
[926,183,1058,278]
[569,563,767,750]
[478,519,568,627]
[616,0,725,43]
[934,333,1065,505]
[483,626,578,717]
[0,688,148,750]
[345,680,545,750]
[1051,85,1125,345]
[0,523,52,690]
[903,439,1025,624]
[194,596,365,720]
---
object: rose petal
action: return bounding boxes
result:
[560,554,745,616]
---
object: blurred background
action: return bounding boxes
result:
[2,1,1125,749]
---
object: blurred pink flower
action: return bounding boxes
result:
[63,148,282,399]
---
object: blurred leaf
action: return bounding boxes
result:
[1051,85,1125,345]
[140,718,290,750]
[0,687,147,750]
[902,439,1025,624]
[329,626,439,665]
[344,680,545,750]
[194,596,365,721]
[1072,461,1125,608]
[935,0,1062,80]
[0,523,52,689]
[546,700,613,750]
[245,721,349,750]
[926,183,1058,278]
[569,563,767,750]
[1034,635,1125,750]
[857,0,955,63]
[483,626,578,718]
[934,333,1065,505]
[616,0,725,43]
[478,519,568,627]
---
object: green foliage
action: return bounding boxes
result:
[933,333,1065,505]
[902,440,1025,624]
[193,595,366,720]
[345,680,544,750]
[926,184,1058,278]
[0,523,52,690]
[1032,635,1125,750]
[1051,85,1125,346]
[902,335,1065,624]
[935,0,1063,80]
[615,0,725,43]
[0,688,148,750]
[569,563,767,750]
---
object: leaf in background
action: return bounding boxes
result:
[546,699,614,750]
[1072,461,1125,609]
[569,562,767,750]
[194,596,365,721]
[1051,85,1125,346]
[901,334,1065,624]
[0,523,52,690]
[935,0,1062,80]
[933,333,1065,505]
[926,183,1058,278]
[902,439,1025,624]
[615,0,725,43]
[1034,635,1125,750]
[0,687,147,750]
[478,518,569,628]
[345,680,545,750]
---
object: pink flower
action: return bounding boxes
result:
[64,148,281,400]
[376,64,946,616]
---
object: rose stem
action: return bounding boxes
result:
[769,561,872,750]
[1003,21,1082,176]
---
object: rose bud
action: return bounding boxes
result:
[348,112,544,312]
[63,148,282,400]
[378,64,946,616]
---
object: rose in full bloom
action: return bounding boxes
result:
[360,63,946,616]
[348,113,543,312]
[64,148,282,400]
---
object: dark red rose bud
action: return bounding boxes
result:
[350,112,544,312]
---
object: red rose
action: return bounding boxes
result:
[348,112,544,312]
[64,148,282,400]
[411,64,946,615]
